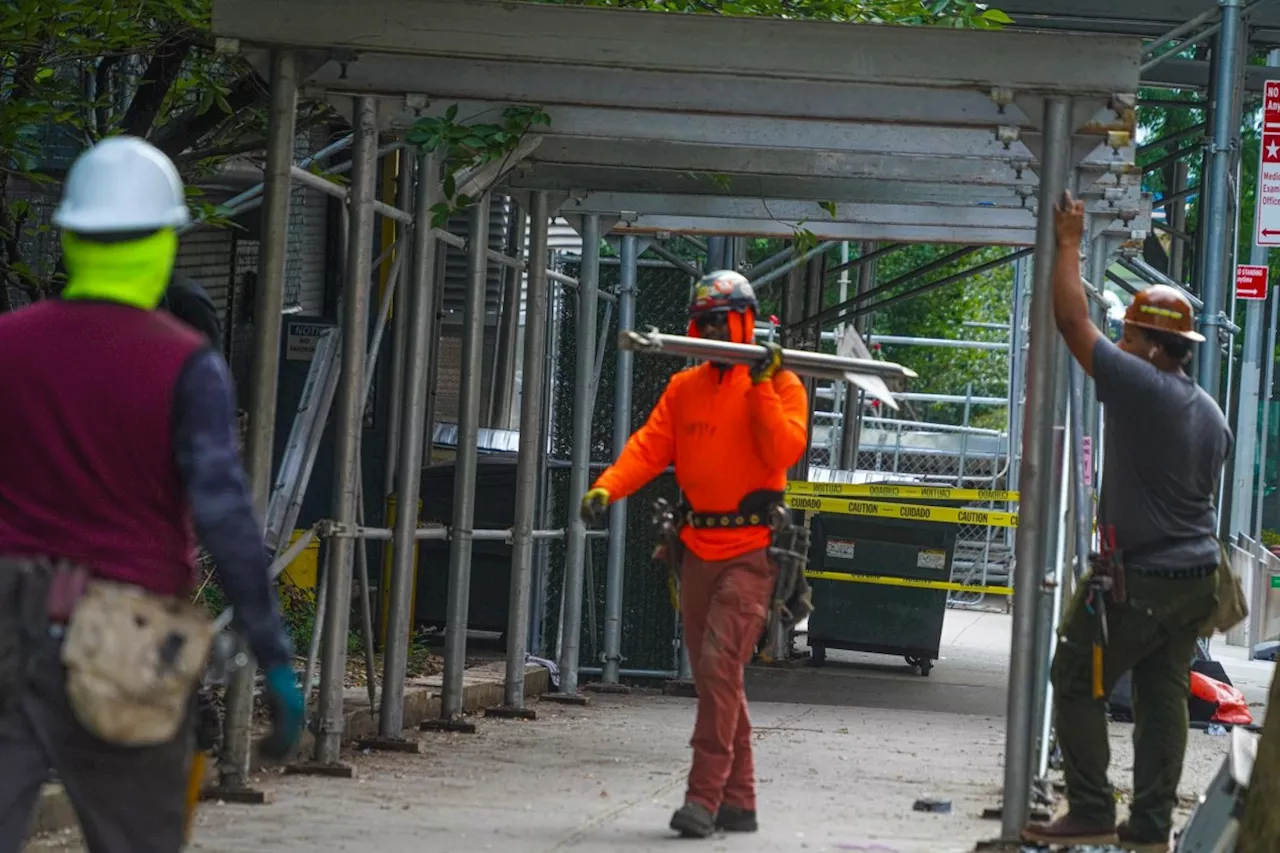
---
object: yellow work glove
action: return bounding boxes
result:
[750,342,783,384]
[580,487,611,525]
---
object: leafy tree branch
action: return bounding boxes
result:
[406,104,552,226]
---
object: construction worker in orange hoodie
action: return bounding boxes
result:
[580,269,809,839]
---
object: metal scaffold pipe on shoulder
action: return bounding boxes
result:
[618,330,915,382]
[618,329,917,410]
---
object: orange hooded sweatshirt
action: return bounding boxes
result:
[590,310,809,562]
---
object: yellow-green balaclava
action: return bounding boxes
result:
[60,228,178,310]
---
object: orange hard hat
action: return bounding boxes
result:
[1123,285,1205,342]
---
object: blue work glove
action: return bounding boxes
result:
[258,664,304,761]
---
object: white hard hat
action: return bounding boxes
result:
[53,136,190,234]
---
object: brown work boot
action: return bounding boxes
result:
[1022,813,1118,846]
[669,801,716,838]
[1116,821,1171,853]
[715,804,758,833]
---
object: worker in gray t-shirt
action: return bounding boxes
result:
[1023,192,1229,853]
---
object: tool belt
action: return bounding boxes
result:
[681,489,786,530]
[652,493,814,643]
[683,510,771,529]
[51,565,217,748]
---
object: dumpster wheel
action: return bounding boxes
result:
[905,656,932,677]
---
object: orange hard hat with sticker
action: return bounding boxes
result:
[1123,285,1205,342]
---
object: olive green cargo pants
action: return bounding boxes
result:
[1050,569,1216,841]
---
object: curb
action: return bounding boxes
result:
[26,664,551,842]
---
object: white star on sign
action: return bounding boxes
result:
[1269,140,1280,160]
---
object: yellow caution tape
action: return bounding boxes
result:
[784,494,1019,528]
[805,570,1013,596]
[787,480,1018,502]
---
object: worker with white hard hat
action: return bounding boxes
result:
[0,136,301,853]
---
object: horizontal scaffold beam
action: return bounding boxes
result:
[603,212,1147,247]
[216,0,1142,94]
[505,166,1136,209]
[559,191,1150,247]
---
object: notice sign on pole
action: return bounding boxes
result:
[1257,79,1280,246]
[1237,265,1269,301]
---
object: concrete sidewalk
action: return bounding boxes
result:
[23,610,1274,853]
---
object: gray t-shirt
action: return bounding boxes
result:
[1093,338,1232,569]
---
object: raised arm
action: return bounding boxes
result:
[1052,191,1103,377]
[747,370,809,469]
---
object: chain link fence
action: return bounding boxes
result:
[543,249,694,671]
[538,245,1018,669]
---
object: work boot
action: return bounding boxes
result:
[1116,821,1171,853]
[715,804,758,833]
[669,802,716,838]
[1022,813,1118,846]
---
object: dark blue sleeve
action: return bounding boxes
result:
[173,349,292,671]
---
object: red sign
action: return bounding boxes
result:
[1257,80,1280,246]
[1236,265,1269,301]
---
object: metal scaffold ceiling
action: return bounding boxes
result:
[215,0,1151,246]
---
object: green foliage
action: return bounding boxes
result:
[532,0,1008,27]
[867,244,1012,425]
[273,584,318,655]
[0,0,332,309]
[406,105,552,227]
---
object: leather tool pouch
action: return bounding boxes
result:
[768,512,814,631]
[61,579,216,747]
[651,498,686,611]
[1200,541,1247,640]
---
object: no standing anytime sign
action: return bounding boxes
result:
[1257,79,1280,247]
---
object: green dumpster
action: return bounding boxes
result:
[805,512,959,676]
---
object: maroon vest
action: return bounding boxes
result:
[0,300,205,596]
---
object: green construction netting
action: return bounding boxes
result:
[542,253,694,671]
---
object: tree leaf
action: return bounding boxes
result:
[981,8,1014,24]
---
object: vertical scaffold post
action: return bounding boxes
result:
[432,197,492,726]
[314,96,378,765]
[377,150,441,737]
[553,214,601,700]
[218,48,297,792]
[602,235,639,685]
[495,193,550,715]
[1001,96,1072,840]
[1196,0,1244,397]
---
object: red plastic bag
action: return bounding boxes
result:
[1189,671,1253,725]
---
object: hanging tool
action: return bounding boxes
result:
[759,505,813,664]
[1086,525,1124,700]
[183,631,238,847]
[652,498,684,612]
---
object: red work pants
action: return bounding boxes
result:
[679,546,777,813]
